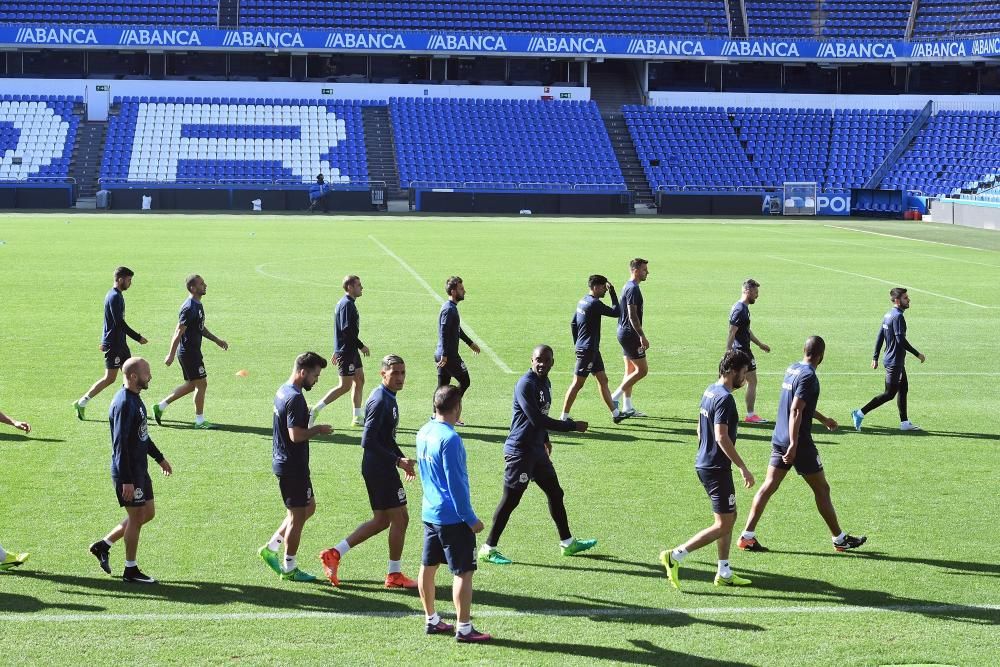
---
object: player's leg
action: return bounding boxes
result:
[535,463,597,556]
[0,542,30,570]
[418,562,440,621]
[419,522,455,634]
[561,374,587,418]
[744,368,760,419]
[386,505,409,563]
[158,380,196,410]
[859,367,901,416]
[896,367,918,429]
[351,367,366,425]
[86,368,120,398]
[711,510,749,585]
[281,498,317,580]
[801,471,867,550]
[618,356,648,413]
[312,376,354,423]
[453,360,471,396]
[259,513,291,575]
[740,465,789,551]
[192,378,209,424]
[122,501,156,583]
[480,458,526,563]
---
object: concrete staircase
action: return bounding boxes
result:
[69,120,107,206]
[603,113,653,207]
[362,105,405,201]
[587,60,643,115]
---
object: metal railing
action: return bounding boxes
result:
[97,177,385,190]
[405,179,627,192]
[0,176,77,184]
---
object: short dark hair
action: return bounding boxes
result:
[630,258,648,271]
[719,349,752,376]
[343,274,360,291]
[889,287,908,301]
[114,266,134,280]
[532,343,553,358]
[381,354,404,371]
[445,276,463,295]
[803,335,826,358]
[316,173,325,182]
[743,278,760,291]
[294,351,327,371]
[433,385,462,414]
[186,273,201,291]
[588,274,608,289]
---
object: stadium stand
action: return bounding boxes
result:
[0,0,216,26]
[745,0,911,39]
[881,110,1000,197]
[0,95,80,182]
[623,105,918,192]
[390,98,625,191]
[99,97,371,185]
[914,0,1000,38]
[240,0,729,35]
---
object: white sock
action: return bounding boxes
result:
[102,538,113,548]
[125,560,137,568]
[457,622,472,636]
[611,389,623,402]
[483,543,495,551]
[283,554,297,573]
[741,530,755,540]
[612,408,620,417]
[267,533,283,552]
[559,537,574,548]
[0,545,7,560]
[671,547,688,562]
[833,532,846,544]
[335,539,351,556]
[718,560,732,578]
[78,395,90,406]
[623,397,634,411]
[312,401,326,413]
[388,559,402,574]
[747,412,758,418]
[157,400,168,411]
[353,407,363,417]
[427,612,440,625]
[195,414,205,425]
[560,412,570,420]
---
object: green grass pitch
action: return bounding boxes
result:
[0,213,997,665]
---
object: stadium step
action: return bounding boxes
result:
[68,120,108,201]
[602,112,654,205]
[362,105,407,201]
[217,0,239,29]
[587,60,644,115]
[727,0,748,38]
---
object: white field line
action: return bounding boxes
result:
[1,603,996,624]
[254,263,427,296]
[368,235,514,374]
[825,224,998,254]
[765,255,996,309]
[639,371,1000,377]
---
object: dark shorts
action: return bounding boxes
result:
[363,468,407,510]
[697,467,736,514]
[435,354,470,388]
[104,345,131,370]
[617,331,646,360]
[884,365,907,386]
[503,449,558,490]
[422,521,477,575]
[178,352,207,381]
[113,472,153,507]
[277,475,314,509]
[337,348,362,377]
[770,441,824,476]
[734,347,757,372]
[573,348,605,377]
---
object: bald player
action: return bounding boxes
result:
[89,357,172,584]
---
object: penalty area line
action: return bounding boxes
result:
[825,225,997,254]
[2,603,997,624]
[368,235,514,374]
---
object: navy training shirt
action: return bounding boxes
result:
[572,292,620,350]
[618,280,644,335]
[102,288,142,349]
[361,384,404,471]
[177,297,205,356]
[436,300,473,358]
[109,387,163,483]
[334,294,364,355]
[695,382,739,470]
[272,383,311,477]
[729,301,751,350]
[772,362,820,448]
[874,307,919,368]
[504,371,578,455]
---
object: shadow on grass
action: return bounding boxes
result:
[847,425,1000,441]
[777,549,1000,577]
[10,570,413,614]
[488,638,754,666]
[512,554,667,581]
[0,433,65,443]
[684,564,999,625]
[0,591,105,613]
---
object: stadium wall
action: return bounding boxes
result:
[648,91,1000,111]
[930,198,1000,231]
[0,78,589,103]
